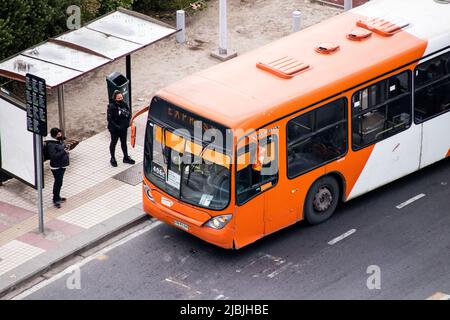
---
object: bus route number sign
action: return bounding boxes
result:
[25,73,47,136]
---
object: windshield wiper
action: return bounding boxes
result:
[160,127,168,165]
[185,138,215,187]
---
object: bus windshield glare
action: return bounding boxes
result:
[144,97,232,210]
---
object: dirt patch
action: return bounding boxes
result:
[312,0,369,7]
[45,0,342,141]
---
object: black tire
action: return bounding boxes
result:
[304,176,340,225]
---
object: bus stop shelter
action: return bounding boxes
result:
[0,7,178,134]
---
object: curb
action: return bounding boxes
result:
[0,204,149,299]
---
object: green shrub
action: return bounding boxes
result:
[0,0,135,62]
[133,0,199,12]
[98,0,134,15]
[0,0,54,61]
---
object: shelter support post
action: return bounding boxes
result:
[126,54,132,112]
[57,85,66,135]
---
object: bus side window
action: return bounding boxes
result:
[287,98,347,179]
[414,52,450,123]
[236,135,279,205]
[352,70,412,150]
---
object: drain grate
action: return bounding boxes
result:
[113,162,143,186]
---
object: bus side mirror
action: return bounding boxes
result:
[131,123,137,148]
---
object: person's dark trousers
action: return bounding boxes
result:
[109,130,128,159]
[51,168,66,203]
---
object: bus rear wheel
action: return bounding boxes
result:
[304,176,339,225]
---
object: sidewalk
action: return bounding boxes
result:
[0,130,146,297]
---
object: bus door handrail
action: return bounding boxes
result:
[130,105,150,148]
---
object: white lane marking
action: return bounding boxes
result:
[267,262,293,279]
[165,278,202,296]
[11,221,163,300]
[396,193,426,209]
[328,229,356,246]
[164,278,192,290]
[215,294,225,300]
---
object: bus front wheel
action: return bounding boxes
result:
[304,176,340,225]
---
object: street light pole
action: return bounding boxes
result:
[219,0,227,55]
[211,0,237,61]
[344,0,353,11]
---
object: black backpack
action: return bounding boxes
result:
[43,141,50,162]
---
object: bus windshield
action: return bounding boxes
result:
[144,97,232,210]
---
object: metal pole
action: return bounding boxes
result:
[126,54,132,113]
[35,134,44,233]
[219,0,227,55]
[292,10,301,32]
[176,10,186,44]
[344,0,353,11]
[57,85,66,135]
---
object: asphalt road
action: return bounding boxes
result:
[20,159,450,300]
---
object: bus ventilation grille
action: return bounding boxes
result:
[315,42,340,54]
[347,28,372,41]
[356,16,410,37]
[256,56,310,79]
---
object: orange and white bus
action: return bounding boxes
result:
[131,0,450,249]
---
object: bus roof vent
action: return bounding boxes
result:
[356,16,410,37]
[347,28,372,41]
[256,56,310,79]
[315,42,340,54]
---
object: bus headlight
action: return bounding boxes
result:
[143,184,155,202]
[205,214,232,230]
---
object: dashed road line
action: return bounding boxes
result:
[267,262,293,279]
[396,193,426,209]
[164,277,202,296]
[328,229,356,246]
[164,278,192,290]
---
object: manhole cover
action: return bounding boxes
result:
[113,162,143,186]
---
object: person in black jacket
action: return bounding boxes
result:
[107,91,135,167]
[46,128,70,208]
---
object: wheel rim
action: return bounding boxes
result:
[313,186,333,213]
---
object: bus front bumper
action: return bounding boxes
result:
[143,193,235,249]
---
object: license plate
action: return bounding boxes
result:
[174,220,189,231]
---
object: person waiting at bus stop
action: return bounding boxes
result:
[46,128,69,209]
[107,91,136,167]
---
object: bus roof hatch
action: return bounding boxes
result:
[356,16,410,37]
[256,56,310,79]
